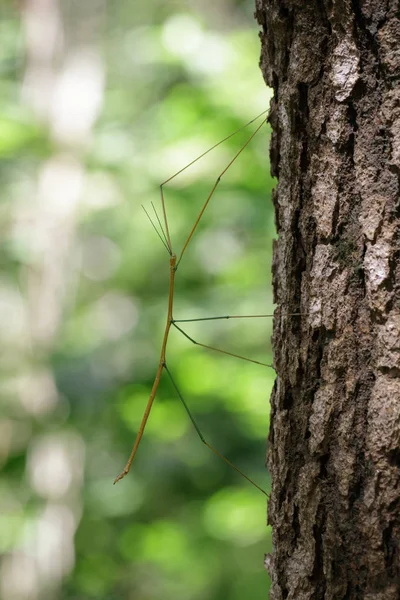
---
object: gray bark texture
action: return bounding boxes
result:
[255,1,400,598]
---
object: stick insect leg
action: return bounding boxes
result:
[163,363,269,497]
[173,312,304,323]
[171,313,304,365]
[172,321,274,368]
[176,117,267,269]
[160,185,172,254]
[157,110,268,268]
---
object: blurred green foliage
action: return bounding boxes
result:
[0,1,276,599]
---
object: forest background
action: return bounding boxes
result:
[0,1,276,599]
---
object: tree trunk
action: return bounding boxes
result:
[255,1,400,598]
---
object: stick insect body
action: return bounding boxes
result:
[114,111,271,496]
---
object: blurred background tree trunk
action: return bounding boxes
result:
[255,1,400,598]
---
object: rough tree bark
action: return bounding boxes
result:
[255,1,400,598]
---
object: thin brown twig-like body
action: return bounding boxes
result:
[113,254,176,484]
[114,113,270,493]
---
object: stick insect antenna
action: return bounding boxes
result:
[171,321,274,368]
[163,363,269,497]
[142,204,172,255]
[176,117,267,269]
[151,201,170,251]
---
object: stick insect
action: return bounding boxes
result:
[114,110,273,496]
